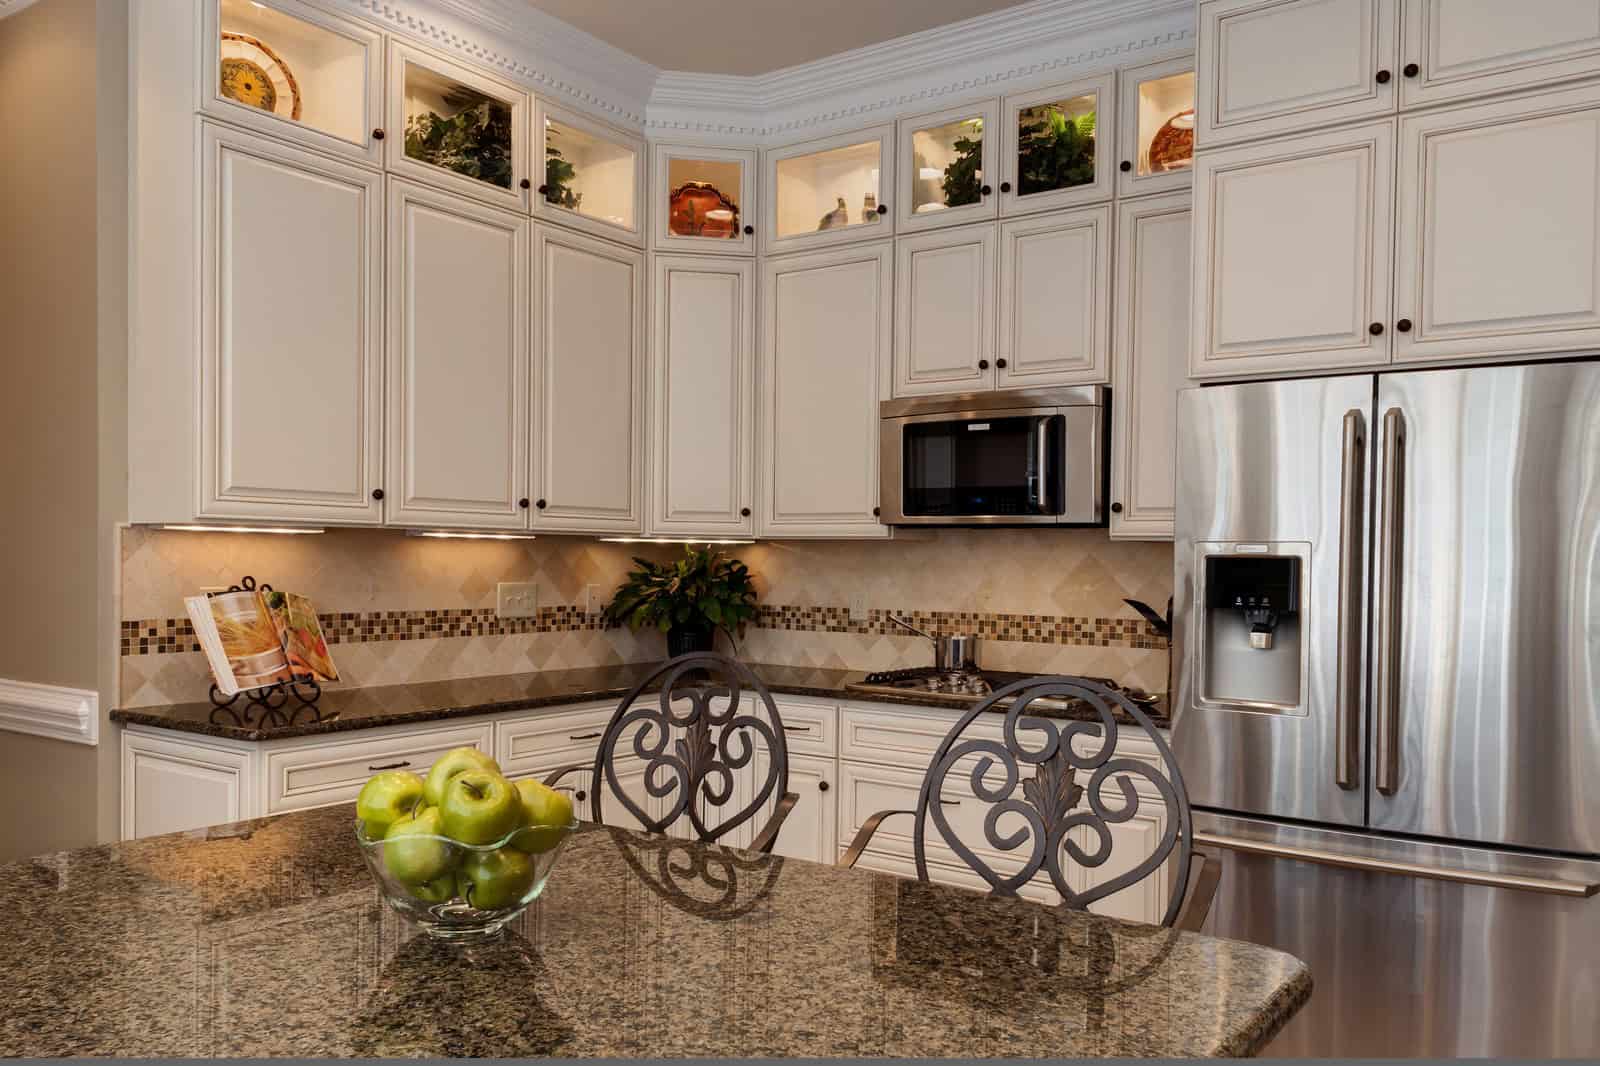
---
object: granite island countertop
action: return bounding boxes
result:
[110,662,1170,742]
[0,803,1308,1057]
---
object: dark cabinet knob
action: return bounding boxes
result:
[1396,318,1412,332]
[520,178,531,189]
[1376,69,1392,84]
[536,499,547,509]
[371,128,385,141]
[743,224,754,235]
[575,789,586,802]
[980,184,992,196]
[538,184,549,195]
[818,780,830,792]
[1110,502,1124,514]
[999,181,1012,192]
[1403,62,1420,77]
[1369,322,1384,335]
[872,506,881,517]
[876,203,888,215]
[996,358,1008,369]
[740,507,751,517]
[1119,160,1132,172]
[371,488,384,501]
[518,498,530,509]
[978,359,990,370]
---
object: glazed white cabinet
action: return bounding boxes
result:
[121,729,254,841]
[649,255,757,536]
[758,242,893,539]
[1399,1,1600,109]
[996,205,1112,388]
[384,179,529,528]
[199,121,384,523]
[531,224,646,532]
[1110,193,1191,540]
[893,223,997,396]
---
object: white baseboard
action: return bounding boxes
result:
[0,678,99,746]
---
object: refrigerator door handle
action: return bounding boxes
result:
[1374,406,1406,796]
[1335,409,1366,790]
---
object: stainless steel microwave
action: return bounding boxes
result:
[878,387,1106,526]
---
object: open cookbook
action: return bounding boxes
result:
[184,588,340,695]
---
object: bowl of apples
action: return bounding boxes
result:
[355,747,578,940]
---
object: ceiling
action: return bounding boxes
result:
[518,0,1036,76]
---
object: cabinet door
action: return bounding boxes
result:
[531,225,645,532]
[999,74,1117,215]
[1116,53,1196,199]
[385,179,529,528]
[1111,193,1191,540]
[534,99,646,247]
[893,223,997,396]
[1401,0,1600,109]
[200,122,382,522]
[1197,0,1399,149]
[122,731,252,840]
[653,142,756,254]
[996,205,1112,388]
[1066,793,1172,924]
[759,242,893,538]
[650,255,756,535]
[897,100,1001,233]
[1395,82,1600,363]
[751,751,836,864]
[1191,119,1395,378]
[762,125,895,255]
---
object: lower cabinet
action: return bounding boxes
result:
[121,730,254,841]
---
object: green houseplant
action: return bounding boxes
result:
[1015,106,1096,196]
[544,145,582,209]
[404,92,515,189]
[603,547,758,657]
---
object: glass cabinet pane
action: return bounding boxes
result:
[774,139,884,239]
[910,116,985,215]
[402,61,514,190]
[1013,93,1098,198]
[1134,71,1196,177]
[217,0,367,144]
[544,118,637,229]
[665,156,743,240]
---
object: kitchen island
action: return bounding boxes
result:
[0,804,1308,1057]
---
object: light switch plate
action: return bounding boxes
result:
[583,584,604,616]
[496,582,538,619]
[849,591,869,622]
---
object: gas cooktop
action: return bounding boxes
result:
[843,667,1157,707]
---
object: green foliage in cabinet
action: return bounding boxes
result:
[544,145,582,210]
[603,547,757,645]
[404,92,514,189]
[941,121,984,208]
[1016,106,1096,196]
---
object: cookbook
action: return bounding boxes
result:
[185,589,339,696]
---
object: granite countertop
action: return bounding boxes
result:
[110,662,1170,742]
[0,804,1308,1057]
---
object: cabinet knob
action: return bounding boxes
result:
[575,789,586,802]
[996,358,1008,369]
[1110,502,1124,514]
[538,184,550,195]
[1396,318,1412,333]
[371,488,384,501]
[978,359,990,370]
[980,184,993,196]
[519,497,530,509]
[818,780,830,792]
[1369,322,1385,336]
[743,224,754,235]
[1403,62,1420,78]
[999,181,1012,192]
[1376,69,1392,84]
[536,498,547,509]
[371,128,385,141]
[740,507,751,517]
[520,178,531,189]
[872,506,881,517]
[876,203,888,215]
[1119,160,1132,172]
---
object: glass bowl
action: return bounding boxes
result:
[356,816,578,940]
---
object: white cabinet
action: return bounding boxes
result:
[534,100,646,247]
[1395,81,1600,363]
[1197,0,1399,148]
[652,142,757,255]
[758,242,893,539]
[1110,193,1191,540]
[121,729,253,841]
[893,223,997,396]
[385,179,529,528]
[1400,0,1600,109]
[1069,790,1174,922]
[263,720,494,814]
[998,74,1117,215]
[199,121,383,523]
[1190,119,1395,378]
[996,205,1112,388]
[1117,53,1197,199]
[762,125,895,256]
[531,224,645,532]
[897,100,1001,233]
[752,752,837,864]
[649,255,757,536]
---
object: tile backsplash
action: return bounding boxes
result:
[118,526,1173,707]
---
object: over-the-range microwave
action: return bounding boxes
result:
[878,387,1107,526]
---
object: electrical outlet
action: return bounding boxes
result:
[496,582,538,619]
[849,591,869,622]
[583,584,605,616]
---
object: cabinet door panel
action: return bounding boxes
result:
[1068,798,1172,924]
[751,751,835,863]
[999,74,1117,215]
[1197,0,1398,148]
[897,100,1001,233]
[535,100,646,247]
[386,180,528,527]
[532,225,644,531]
[1396,83,1600,363]
[762,125,895,256]
[997,206,1111,387]
[1402,0,1600,108]
[894,224,997,396]
[653,142,756,254]
[1117,53,1197,199]
[122,731,251,840]
[201,122,382,522]
[1191,120,1394,377]
[760,243,893,538]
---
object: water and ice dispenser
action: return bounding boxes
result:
[1194,547,1306,711]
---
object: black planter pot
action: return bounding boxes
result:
[666,624,715,658]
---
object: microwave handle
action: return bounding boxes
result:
[1033,415,1059,514]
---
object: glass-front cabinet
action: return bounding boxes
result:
[998,73,1116,216]
[204,0,384,164]
[763,125,893,254]
[897,101,999,232]
[1117,55,1196,198]
[535,101,646,247]
[653,144,755,254]
[386,40,529,211]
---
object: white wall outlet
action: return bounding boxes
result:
[583,584,605,616]
[496,582,538,619]
[849,591,869,622]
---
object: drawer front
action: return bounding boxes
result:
[838,703,995,767]
[765,698,837,758]
[495,703,616,777]
[265,722,494,814]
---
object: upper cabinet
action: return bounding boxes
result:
[654,143,756,254]
[1117,55,1196,198]
[386,40,529,212]
[534,101,645,247]
[1197,0,1399,149]
[763,125,894,255]
[996,205,1112,388]
[204,0,384,165]
[1400,1,1600,109]
[897,100,1000,232]
[893,223,997,396]
[998,74,1117,215]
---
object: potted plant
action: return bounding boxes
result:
[603,547,758,657]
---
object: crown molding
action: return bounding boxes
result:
[0,678,98,746]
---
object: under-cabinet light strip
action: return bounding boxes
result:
[405,530,539,541]
[597,537,756,545]
[160,525,325,535]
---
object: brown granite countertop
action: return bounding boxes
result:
[110,662,1169,742]
[0,804,1308,1057]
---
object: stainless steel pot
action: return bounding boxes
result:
[890,615,981,671]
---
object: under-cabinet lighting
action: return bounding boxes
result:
[161,524,324,535]
[597,537,755,545]
[405,530,539,541]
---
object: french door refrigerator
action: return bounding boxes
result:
[1172,361,1600,1058]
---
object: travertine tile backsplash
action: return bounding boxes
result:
[118,526,1173,707]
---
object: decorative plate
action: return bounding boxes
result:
[220,32,302,121]
[669,181,738,238]
[1147,108,1194,173]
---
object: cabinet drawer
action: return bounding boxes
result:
[766,699,837,758]
[264,722,493,814]
[839,703,997,767]
[495,703,615,778]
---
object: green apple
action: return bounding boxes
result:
[421,747,501,808]
[457,847,536,910]
[382,806,457,886]
[510,778,575,854]
[356,770,425,839]
[408,871,458,905]
[439,770,522,845]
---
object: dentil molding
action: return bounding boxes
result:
[0,678,99,746]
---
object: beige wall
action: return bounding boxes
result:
[0,0,127,861]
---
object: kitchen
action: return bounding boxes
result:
[2,0,1598,1058]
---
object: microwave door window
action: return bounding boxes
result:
[903,416,1049,516]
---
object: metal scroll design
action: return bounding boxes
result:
[593,654,789,846]
[912,677,1195,928]
[607,826,784,921]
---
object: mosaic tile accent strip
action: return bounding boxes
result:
[753,606,1166,649]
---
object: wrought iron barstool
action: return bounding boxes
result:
[543,654,800,853]
[838,675,1220,930]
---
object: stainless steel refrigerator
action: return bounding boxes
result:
[1172,361,1600,1058]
